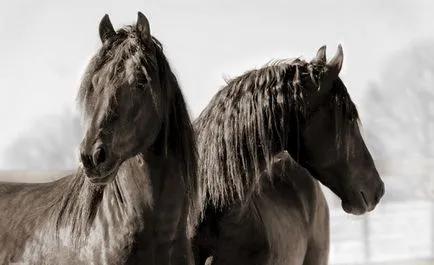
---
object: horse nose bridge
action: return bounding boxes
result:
[80,119,103,151]
[79,135,93,155]
[81,100,106,152]
[79,137,92,167]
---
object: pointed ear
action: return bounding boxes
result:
[310,45,327,64]
[325,44,344,78]
[317,45,344,95]
[136,12,151,43]
[99,14,116,43]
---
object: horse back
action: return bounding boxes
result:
[0,172,74,263]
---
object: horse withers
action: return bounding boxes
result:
[192,45,385,265]
[0,12,197,265]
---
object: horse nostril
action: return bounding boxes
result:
[80,153,93,169]
[92,147,106,166]
[360,191,369,208]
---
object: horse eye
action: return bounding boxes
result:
[137,82,146,90]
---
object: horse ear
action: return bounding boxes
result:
[325,44,344,77]
[317,45,343,94]
[310,45,327,64]
[99,14,116,43]
[136,12,151,43]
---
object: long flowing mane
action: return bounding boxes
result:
[66,25,197,234]
[194,58,358,214]
[0,17,198,263]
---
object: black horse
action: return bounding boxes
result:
[192,45,385,265]
[0,12,197,265]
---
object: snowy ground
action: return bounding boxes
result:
[329,200,434,265]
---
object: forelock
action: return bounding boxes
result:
[76,26,156,119]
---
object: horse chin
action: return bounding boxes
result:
[88,165,120,185]
[341,200,369,216]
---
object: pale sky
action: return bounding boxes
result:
[0,0,433,167]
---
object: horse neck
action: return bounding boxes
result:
[25,153,172,262]
[99,148,180,220]
[139,149,181,204]
[52,155,156,238]
[103,155,155,220]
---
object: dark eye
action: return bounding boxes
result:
[137,82,147,90]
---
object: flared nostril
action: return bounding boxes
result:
[92,147,106,167]
[80,153,93,169]
[360,191,369,207]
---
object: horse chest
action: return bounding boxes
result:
[14,216,146,265]
[255,189,313,265]
[83,218,146,264]
[79,201,154,264]
[15,201,153,265]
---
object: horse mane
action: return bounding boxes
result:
[149,35,199,221]
[53,171,103,240]
[194,58,359,215]
[74,26,197,232]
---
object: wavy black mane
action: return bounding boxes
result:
[74,25,198,231]
[194,58,358,213]
[0,15,199,263]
